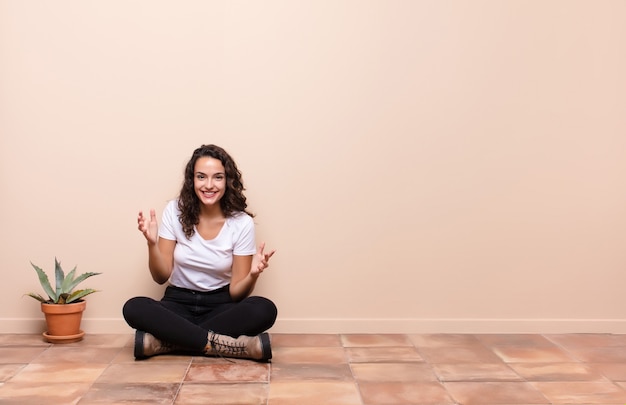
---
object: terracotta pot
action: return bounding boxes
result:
[41,300,86,343]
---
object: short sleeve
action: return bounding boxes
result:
[158,200,178,241]
[233,214,256,256]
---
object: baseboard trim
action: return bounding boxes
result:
[3,317,626,334]
[270,318,626,334]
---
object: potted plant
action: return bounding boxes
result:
[25,258,101,343]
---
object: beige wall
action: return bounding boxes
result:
[1,0,625,335]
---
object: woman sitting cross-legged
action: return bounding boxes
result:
[123,144,277,361]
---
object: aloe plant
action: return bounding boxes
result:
[26,258,101,304]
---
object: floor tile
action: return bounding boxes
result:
[342,334,414,347]
[78,382,179,404]
[562,346,626,363]
[9,363,107,383]
[111,345,138,363]
[185,362,269,383]
[358,381,454,405]
[190,355,237,364]
[176,382,268,405]
[418,345,504,363]
[546,333,626,348]
[346,346,423,363]
[477,334,557,348]
[271,346,347,364]
[409,333,482,348]
[271,363,354,381]
[268,381,361,405]
[66,333,132,348]
[589,362,626,381]
[444,381,550,404]
[508,362,607,381]
[492,346,576,363]
[0,347,48,363]
[113,345,194,364]
[97,362,190,383]
[271,333,342,347]
[350,363,438,382]
[0,334,50,346]
[532,381,626,403]
[0,382,92,405]
[0,364,26,382]
[31,346,121,363]
[433,362,522,382]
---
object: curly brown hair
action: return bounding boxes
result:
[178,144,254,238]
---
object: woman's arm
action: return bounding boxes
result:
[229,243,275,301]
[148,238,175,284]
[229,255,255,301]
[138,209,175,284]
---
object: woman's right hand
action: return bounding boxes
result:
[138,209,158,246]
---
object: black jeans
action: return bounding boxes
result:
[122,285,278,351]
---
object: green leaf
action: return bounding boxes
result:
[66,289,99,303]
[54,257,65,299]
[24,293,50,303]
[30,262,57,302]
[60,266,78,295]
[65,272,102,293]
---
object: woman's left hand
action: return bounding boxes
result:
[251,242,276,277]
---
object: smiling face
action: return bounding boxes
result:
[193,157,226,208]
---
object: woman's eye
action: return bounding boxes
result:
[196,174,206,180]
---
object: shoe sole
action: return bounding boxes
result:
[260,332,272,361]
[134,330,147,360]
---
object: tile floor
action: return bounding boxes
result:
[1,333,626,404]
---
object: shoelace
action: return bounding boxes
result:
[208,332,245,362]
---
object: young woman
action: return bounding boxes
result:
[123,144,277,361]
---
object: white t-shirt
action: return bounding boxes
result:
[158,199,257,291]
